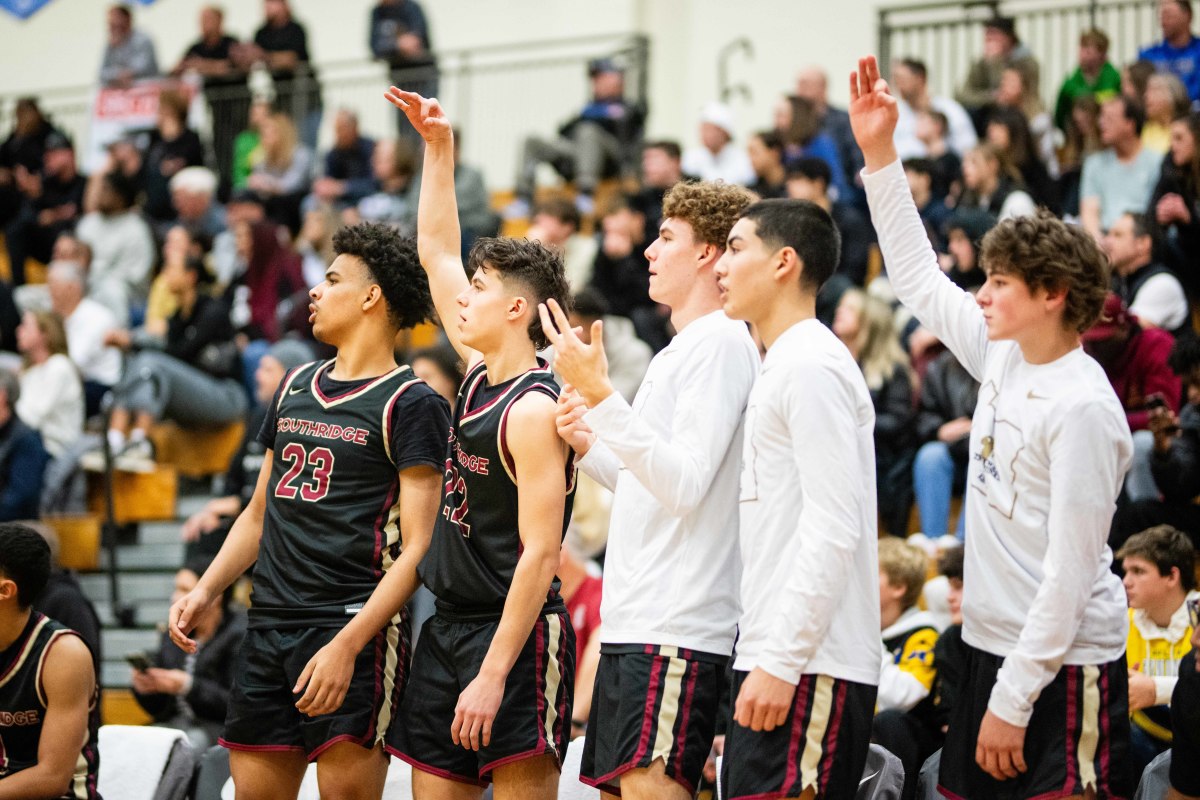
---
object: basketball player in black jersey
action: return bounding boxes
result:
[384,87,576,800]
[168,223,451,800]
[0,523,101,800]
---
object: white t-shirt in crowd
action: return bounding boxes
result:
[65,298,122,386]
[17,353,83,459]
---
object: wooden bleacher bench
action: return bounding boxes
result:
[101,688,152,727]
[44,513,102,572]
[149,421,244,480]
[87,465,177,524]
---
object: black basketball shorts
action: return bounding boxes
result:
[721,669,877,800]
[387,609,575,785]
[937,642,1132,799]
[221,614,410,758]
[580,643,728,796]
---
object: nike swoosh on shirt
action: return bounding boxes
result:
[859,771,880,786]
[1026,390,1047,400]
[289,386,306,395]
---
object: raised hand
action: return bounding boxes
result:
[539,299,614,408]
[848,56,900,171]
[384,87,452,145]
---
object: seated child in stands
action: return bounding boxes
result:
[873,536,942,800]
[1118,525,1198,779]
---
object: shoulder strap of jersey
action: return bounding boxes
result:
[495,380,567,484]
[34,627,85,709]
[381,367,427,467]
[276,360,322,413]
[0,613,51,690]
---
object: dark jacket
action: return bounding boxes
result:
[1150,403,1200,503]
[915,349,980,464]
[134,609,247,737]
[0,416,48,521]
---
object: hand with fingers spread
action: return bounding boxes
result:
[293,636,357,717]
[733,668,796,732]
[384,86,452,145]
[167,586,215,654]
[848,55,901,172]
[538,299,613,408]
[451,669,505,751]
[555,384,597,457]
[975,709,1028,781]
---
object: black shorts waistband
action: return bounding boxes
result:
[433,599,567,623]
[600,642,730,664]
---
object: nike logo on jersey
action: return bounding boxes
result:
[1026,390,1047,400]
[290,385,306,395]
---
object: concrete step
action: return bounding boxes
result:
[137,521,184,546]
[94,599,173,629]
[101,661,135,689]
[100,542,184,572]
[101,628,160,657]
[79,572,176,604]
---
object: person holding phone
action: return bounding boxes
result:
[131,559,246,750]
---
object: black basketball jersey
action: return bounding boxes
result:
[0,612,101,799]
[252,359,451,629]
[420,359,576,616]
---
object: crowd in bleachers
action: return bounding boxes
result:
[6,0,1200,797]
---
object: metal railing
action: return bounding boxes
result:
[0,31,650,192]
[878,0,1158,107]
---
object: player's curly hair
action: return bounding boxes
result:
[979,209,1109,333]
[467,236,571,350]
[332,222,432,330]
[661,180,756,247]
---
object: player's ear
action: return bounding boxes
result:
[0,577,16,604]
[776,246,800,283]
[362,284,382,312]
[508,294,528,322]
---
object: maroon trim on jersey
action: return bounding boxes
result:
[671,660,700,790]
[533,615,548,753]
[496,383,564,484]
[219,739,307,753]
[34,629,83,708]
[817,679,848,792]
[386,746,489,786]
[781,673,813,791]
[307,733,370,762]
[459,361,554,426]
[552,613,571,752]
[0,614,47,689]
[309,360,409,409]
[381,378,423,467]
[1097,666,1112,796]
[479,746,561,779]
[371,479,400,581]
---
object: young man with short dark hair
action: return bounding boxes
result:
[169,221,450,800]
[0,522,101,799]
[386,87,577,800]
[713,195,881,799]
[1118,525,1198,776]
[853,54,1134,799]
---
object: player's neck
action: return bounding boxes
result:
[0,606,31,652]
[1015,325,1079,365]
[755,294,817,351]
[669,284,723,333]
[481,341,539,386]
[329,328,400,380]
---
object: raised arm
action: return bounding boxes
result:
[385,88,478,366]
[851,56,990,380]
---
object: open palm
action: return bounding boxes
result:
[385,87,452,144]
[848,56,899,164]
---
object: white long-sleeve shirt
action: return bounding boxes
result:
[863,158,1131,727]
[18,354,83,459]
[733,319,881,686]
[577,310,759,655]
